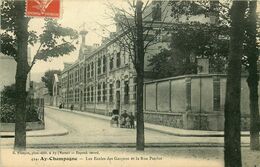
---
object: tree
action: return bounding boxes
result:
[224,1,247,167]
[169,0,260,151]
[135,0,145,151]
[149,22,229,78]
[244,0,260,150]
[1,0,78,150]
[41,70,61,96]
[105,0,170,150]
[1,84,16,106]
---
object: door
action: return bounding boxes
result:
[116,91,120,112]
[80,91,83,111]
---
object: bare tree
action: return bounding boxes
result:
[103,0,170,150]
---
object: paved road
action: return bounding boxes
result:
[0,107,250,148]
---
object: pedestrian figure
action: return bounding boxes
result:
[129,112,135,128]
[120,110,128,128]
[110,114,119,127]
[70,104,74,111]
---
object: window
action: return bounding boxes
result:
[84,88,86,102]
[103,82,106,102]
[98,58,102,75]
[79,68,82,82]
[87,86,90,103]
[133,77,137,100]
[109,83,114,102]
[74,89,77,103]
[65,92,68,104]
[91,86,94,102]
[81,67,84,82]
[116,52,121,68]
[124,81,129,104]
[75,70,78,83]
[84,67,86,83]
[74,89,79,104]
[87,64,90,78]
[97,83,101,102]
[152,2,161,21]
[116,80,120,88]
[91,62,94,77]
[103,56,107,73]
[110,57,114,70]
[69,90,73,103]
[69,74,72,86]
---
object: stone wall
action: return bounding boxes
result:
[144,74,258,131]
[0,121,44,132]
[144,112,184,128]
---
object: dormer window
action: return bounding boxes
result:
[152,2,161,21]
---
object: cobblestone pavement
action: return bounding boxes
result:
[0,107,251,148]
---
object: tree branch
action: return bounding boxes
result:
[27,42,43,73]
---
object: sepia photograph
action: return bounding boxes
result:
[0,0,260,167]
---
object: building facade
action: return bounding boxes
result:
[60,1,232,130]
[52,74,61,107]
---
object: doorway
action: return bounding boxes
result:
[80,91,83,111]
[116,91,120,112]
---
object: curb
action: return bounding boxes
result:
[46,106,252,138]
[0,128,69,138]
[0,116,69,138]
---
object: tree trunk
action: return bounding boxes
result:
[14,0,29,151]
[224,1,247,167]
[246,1,260,151]
[135,0,145,151]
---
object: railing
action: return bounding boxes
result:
[0,96,45,125]
[27,98,45,124]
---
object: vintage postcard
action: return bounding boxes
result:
[1,0,260,167]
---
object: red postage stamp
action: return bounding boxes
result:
[26,0,60,18]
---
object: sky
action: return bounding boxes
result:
[29,0,260,82]
[29,0,131,81]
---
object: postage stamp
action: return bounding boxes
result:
[25,0,60,18]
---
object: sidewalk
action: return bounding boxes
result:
[47,106,252,137]
[0,115,69,138]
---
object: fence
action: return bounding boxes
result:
[27,98,45,124]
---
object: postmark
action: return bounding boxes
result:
[26,0,60,18]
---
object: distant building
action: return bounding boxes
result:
[52,74,61,107]
[31,81,52,105]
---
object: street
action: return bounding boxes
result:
[0,107,224,147]
[0,107,259,167]
[0,107,252,147]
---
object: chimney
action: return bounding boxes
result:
[197,58,209,74]
[79,30,88,45]
[93,43,100,48]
